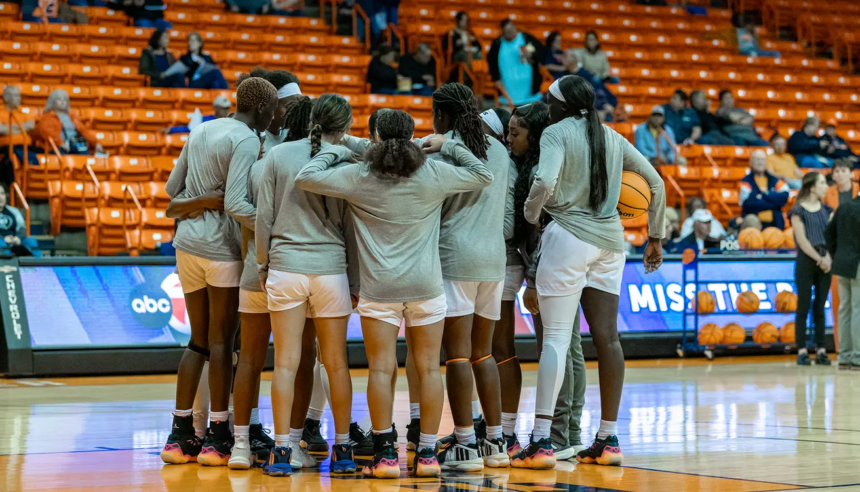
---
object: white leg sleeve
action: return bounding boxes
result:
[309,357,328,415]
[320,359,331,407]
[534,292,582,418]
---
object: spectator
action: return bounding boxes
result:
[398,44,436,96]
[740,149,790,229]
[0,184,40,257]
[0,87,35,137]
[139,30,185,88]
[741,214,763,231]
[825,182,860,369]
[22,0,88,24]
[108,0,171,29]
[35,90,103,156]
[714,90,767,146]
[767,134,803,189]
[635,105,677,165]
[366,45,400,95]
[668,209,721,253]
[543,34,617,121]
[544,31,576,79]
[662,206,680,247]
[824,159,859,210]
[441,11,482,64]
[821,120,858,165]
[0,86,40,181]
[680,196,726,239]
[662,90,701,145]
[223,0,268,14]
[161,95,232,134]
[788,117,832,169]
[575,31,613,82]
[690,90,734,146]
[487,19,544,106]
[179,33,229,90]
[734,14,779,58]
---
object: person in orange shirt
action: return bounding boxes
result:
[767,134,803,189]
[35,90,102,155]
[824,158,859,210]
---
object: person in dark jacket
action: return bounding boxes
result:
[667,209,721,253]
[788,117,832,168]
[180,33,229,90]
[822,120,858,165]
[366,45,399,94]
[662,90,701,145]
[108,0,171,29]
[690,90,734,146]
[487,19,544,106]
[714,89,767,147]
[739,149,790,229]
[441,11,482,64]
[139,29,185,88]
[826,191,860,368]
[398,43,436,96]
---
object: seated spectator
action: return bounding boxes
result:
[821,120,858,166]
[742,214,763,231]
[179,33,229,90]
[662,206,680,248]
[575,31,614,83]
[690,90,734,146]
[635,105,677,165]
[266,0,302,15]
[662,90,701,145]
[740,149,790,229]
[367,45,400,95]
[714,90,767,146]
[788,117,832,169]
[0,184,40,257]
[36,90,103,156]
[108,0,171,29]
[734,14,779,58]
[22,0,88,24]
[224,0,267,14]
[0,87,35,137]
[543,33,617,121]
[488,19,544,106]
[398,44,436,96]
[139,30,185,89]
[824,159,859,210]
[767,134,803,189]
[161,95,232,134]
[680,196,726,239]
[544,32,576,79]
[668,209,721,253]
[0,86,39,182]
[441,12,482,64]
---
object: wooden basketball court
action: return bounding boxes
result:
[2,356,859,492]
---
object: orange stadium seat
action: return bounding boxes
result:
[73,44,115,65]
[0,62,24,84]
[330,74,367,95]
[101,181,149,208]
[170,0,223,13]
[127,109,171,132]
[24,154,63,199]
[198,12,234,32]
[147,181,171,207]
[298,73,331,94]
[59,84,99,107]
[113,156,156,182]
[150,156,178,180]
[112,46,145,66]
[163,134,188,156]
[130,228,174,252]
[43,23,84,44]
[49,179,101,233]
[26,62,67,84]
[63,155,112,181]
[122,131,164,156]
[0,41,34,62]
[334,55,372,77]
[92,130,123,154]
[84,6,128,27]
[228,32,261,51]
[68,65,107,86]
[19,84,52,107]
[97,86,139,108]
[138,88,178,110]
[85,206,141,256]
[83,107,127,131]
[222,51,264,72]
[80,25,120,44]
[164,11,198,31]
[0,2,20,19]
[105,66,147,87]
[7,23,45,43]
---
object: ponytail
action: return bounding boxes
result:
[284,95,312,142]
[585,108,607,212]
[367,109,426,178]
[432,83,489,160]
[308,94,353,158]
[309,123,323,157]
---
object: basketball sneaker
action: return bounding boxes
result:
[576,434,623,466]
[412,447,441,477]
[510,437,556,469]
[474,418,487,442]
[406,418,420,451]
[227,436,254,470]
[362,431,401,479]
[290,440,318,469]
[797,351,811,365]
[302,418,329,452]
[480,437,510,468]
[815,351,832,366]
[197,420,233,466]
[263,446,292,477]
[249,424,274,463]
[349,422,375,455]
[438,441,483,472]
[330,443,357,474]
[160,414,203,464]
[552,443,576,461]
[503,433,522,458]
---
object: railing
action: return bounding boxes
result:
[123,185,143,256]
[387,22,404,55]
[353,2,371,50]
[6,112,30,193]
[48,138,99,236]
[10,182,30,237]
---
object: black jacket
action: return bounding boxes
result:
[107,0,166,21]
[825,195,860,279]
[487,32,545,97]
[366,56,398,93]
[667,232,720,254]
[398,54,435,88]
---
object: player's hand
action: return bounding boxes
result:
[643,238,664,273]
[523,287,539,315]
[202,189,225,211]
[422,134,447,154]
[350,293,359,310]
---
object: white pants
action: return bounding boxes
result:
[265,270,352,318]
[176,250,243,293]
[357,294,447,328]
[443,279,504,320]
[238,289,269,314]
[502,265,525,302]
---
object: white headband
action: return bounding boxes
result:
[277,82,301,99]
[548,79,564,103]
[480,110,504,136]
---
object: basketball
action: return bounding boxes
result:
[753,322,779,343]
[775,291,798,312]
[617,171,651,220]
[782,228,796,249]
[698,323,723,345]
[721,323,746,344]
[780,322,796,343]
[761,227,785,249]
[736,291,760,313]
[738,227,764,250]
[694,290,716,314]
[682,248,697,265]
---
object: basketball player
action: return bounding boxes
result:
[480,107,511,146]
[511,75,665,469]
[160,77,278,466]
[296,109,493,478]
[249,68,306,154]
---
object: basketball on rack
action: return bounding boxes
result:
[617,170,651,220]
[779,322,796,343]
[775,291,798,312]
[698,323,723,345]
[721,323,746,345]
[738,227,764,250]
[753,322,779,343]
[694,290,716,314]
[761,227,785,249]
[736,291,760,313]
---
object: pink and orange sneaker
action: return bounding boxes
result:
[510,437,556,470]
[504,433,522,458]
[197,421,232,466]
[576,435,623,466]
[362,431,401,479]
[160,414,202,464]
[412,447,441,477]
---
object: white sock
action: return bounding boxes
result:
[486,425,502,440]
[173,408,192,417]
[210,410,229,423]
[228,398,234,430]
[409,402,420,420]
[799,347,808,355]
[250,407,261,425]
[373,426,392,435]
[454,426,476,445]
[597,420,617,440]
[418,432,436,451]
[335,433,350,445]
[307,407,324,421]
[501,412,517,436]
[275,434,290,447]
[289,428,303,445]
[234,424,250,439]
[471,400,482,421]
[533,418,552,440]
[817,347,827,354]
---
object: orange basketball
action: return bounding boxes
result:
[736,291,760,313]
[682,248,696,265]
[693,290,716,314]
[698,323,723,345]
[782,228,795,249]
[753,322,779,343]
[737,227,764,250]
[761,227,785,249]
[775,291,798,312]
[721,322,746,344]
[617,171,651,220]
[779,322,796,343]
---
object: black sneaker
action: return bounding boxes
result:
[576,434,623,466]
[249,423,275,462]
[474,417,487,442]
[815,351,832,366]
[330,443,357,474]
[437,432,457,450]
[160,414,203,464]
[406,418,420,451]
[198,420,233,466]
[362,431,400,479]
[302,418,329,452]
[349,422,375,455]
[511,436,555,469]
[797,351,811,365]
[438,440,483,472]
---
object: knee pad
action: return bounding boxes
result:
[470,354,492,365]
[445,358,470,365]
[496,355,518,366]
[187,341,210,359]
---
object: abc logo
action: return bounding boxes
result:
[129,283,172,329]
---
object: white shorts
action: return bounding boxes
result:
[175,250,243,293]
[502,265,526,302]
[536,222,625,297]
[357,294,447,328]
[443,279,504,320]
[238,289,269,314]
[265,270,352,318]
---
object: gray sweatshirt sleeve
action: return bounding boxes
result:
[295,146,360,199]
[254,154,276,283]
[342,135,373,158]
[224,137,261,230]
[524,126,564,224]
[435,140,494,195]
[504,160,517,241]
[620,136,666,239]
[165,144,189,199]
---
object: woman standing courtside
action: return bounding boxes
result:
[512,75,665,469]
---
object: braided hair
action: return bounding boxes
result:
[284,95,312,142]
[368,108,392,142]
[366,110,426,179]
[432,83,489,160]
[309,94,353,157]
[511,102,550,239]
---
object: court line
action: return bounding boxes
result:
[764,485,860,491]
[738,436,860,447]
[617,417,860,435]
[0,446,161,456]
[622,465,810,489]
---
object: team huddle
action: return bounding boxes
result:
[158,68,667,478]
